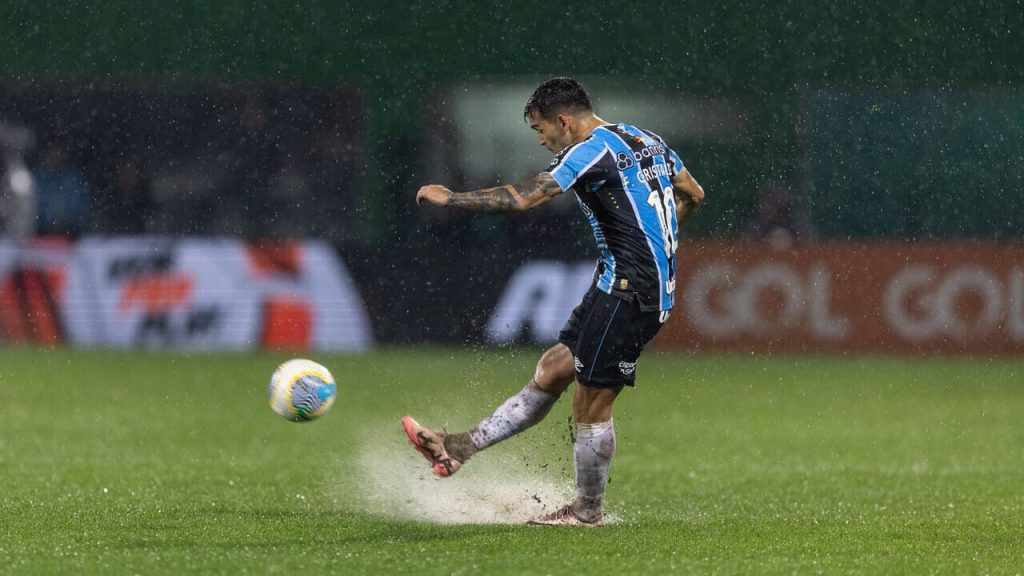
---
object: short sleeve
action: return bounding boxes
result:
[545,138,609,192]
[642,129,685,176]
[668,147,684,175]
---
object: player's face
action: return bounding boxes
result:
[527,110,570,153]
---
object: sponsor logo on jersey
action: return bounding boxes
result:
[615,143,669,173]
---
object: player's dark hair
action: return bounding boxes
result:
[524,77,593,121]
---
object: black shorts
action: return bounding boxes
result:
[558,285,667,388]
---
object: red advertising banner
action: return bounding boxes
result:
[0,238,70,345]
[655,241,1024,355]
[0,237,374,351]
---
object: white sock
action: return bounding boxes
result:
[467,382,559,450]
[573,419,615,521]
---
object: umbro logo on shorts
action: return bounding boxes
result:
[618,361,636,375]
[574,356,584,372]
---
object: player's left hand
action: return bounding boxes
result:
[416,185,453,207]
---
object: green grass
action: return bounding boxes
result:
[1,347,1022,574]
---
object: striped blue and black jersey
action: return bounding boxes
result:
[546,123,684,312]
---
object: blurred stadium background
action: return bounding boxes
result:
[1,0,1021,354]
[2,2,1023,573]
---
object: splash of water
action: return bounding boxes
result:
[331,420,575,524]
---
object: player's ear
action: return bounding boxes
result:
[557,113,572,131]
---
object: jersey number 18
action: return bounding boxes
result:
[647,187,678,255]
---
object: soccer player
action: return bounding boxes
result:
[403,77,704,526]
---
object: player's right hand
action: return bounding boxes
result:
[416,185,453,207]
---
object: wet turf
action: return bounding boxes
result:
[1,347,1021,574]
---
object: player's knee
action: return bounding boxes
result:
[533,346,574,394]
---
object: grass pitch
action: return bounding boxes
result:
[1,347,1022,574]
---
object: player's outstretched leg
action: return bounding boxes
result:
[401,380,559,478]
[464,379,559,450]
[402,345,573,478]
[401,416,462,477]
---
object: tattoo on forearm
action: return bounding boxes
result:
[448,185,522,212]
[448,173,561,213]
[516,173,561,206]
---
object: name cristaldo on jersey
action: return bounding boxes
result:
[636,163,672,184]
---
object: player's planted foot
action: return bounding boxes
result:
[401,416,463,477]
[526,504,604,527]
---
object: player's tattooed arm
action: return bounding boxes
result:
[672,168,705,223]
[416,173,562,213]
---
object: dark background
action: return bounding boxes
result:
[1,0,1021,342]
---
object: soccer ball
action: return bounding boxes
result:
[268,359,337,422]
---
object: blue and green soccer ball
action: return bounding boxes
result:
[268,359,337,422]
